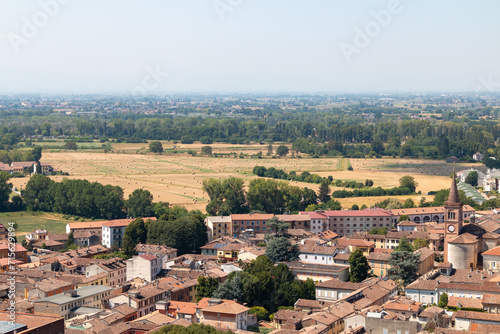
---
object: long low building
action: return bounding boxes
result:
[284,261,350,282]
[34,285,113,320]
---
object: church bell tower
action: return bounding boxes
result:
[444,172,463,262]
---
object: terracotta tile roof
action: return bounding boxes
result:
[447,296,483,309]
[367,252,391,261]
[287,229,314,237]
[67,221,105,229]
[32,240,63,247]
[323,208,392,217]
[398,221,420,226]
[482,293,500,305]
[202,301,249,314]
[168,301,197,315]
[455,310,500,321]
[11,161,36,168]
[273,309,308,323]
[294,299,334,310]
[448,232,479,244]
[316,279,365,291]
[102,217,156,228]
[415,247,435,262]
[390,205,475,215]
[318,230,338,240]
[418,305,445,318]
[386,230,441,241]
[483,245,500,256]
[0,243,27,252]
[133,310,174,325]
[139,253,158,261]
[299,240,338,255]
[300,211,329,219]
[480,219,500,233]
[277,214,311,222]
[231,213,274,220]
[469,323,500,333]
[136,243,177,254]
[383,302,420,312]
[0,311,62,331]
[337,238,374,247]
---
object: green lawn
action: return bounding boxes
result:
[0,212,90,235]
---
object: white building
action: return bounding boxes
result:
[126,253,162,282]
[473,152,484,161]
[102,220,132,248]
[298,239,346,265]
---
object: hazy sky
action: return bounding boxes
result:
[0,0,499,94]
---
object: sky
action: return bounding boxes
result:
[0,0,499,94]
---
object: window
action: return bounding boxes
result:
[492,262,497,269]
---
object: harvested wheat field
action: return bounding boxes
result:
[10,143,479,212]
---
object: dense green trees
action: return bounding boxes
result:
[388,237,420,286]
[399,176,418,193]
[201,146,212,155]
[265,237,299,263]
[151,324,232,334]
[0,172,12,211]
[126,189,154,218]
[438,292,448,308]
[149,141,163,153]
[465,171,478,186]
[213,256,314,313]
[23,175,125,219]
[122,218,148,255]
[276,145,289,157]
[348,249,370,282]
[202,178,247,216]
[196,276,219,302]
[147,214,207,255]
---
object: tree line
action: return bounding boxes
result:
[3,107,500,160]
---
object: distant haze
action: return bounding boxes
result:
[0,0,499,94]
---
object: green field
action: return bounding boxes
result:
[0,212,90,235]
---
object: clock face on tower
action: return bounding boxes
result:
[448,225,455,233]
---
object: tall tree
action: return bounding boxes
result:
[149,141,163,153]
[276,145,289,157]
[465,171,478,187]
[122,218,147,256]
[388,250,420,286]
[348,249,370,282]
[126,189,154,218]
[399,175,418,193]
[265,237,299,263]
[318,180,331,203]
[267,217,288,236]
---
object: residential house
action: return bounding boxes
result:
[0,243,28,263]
[10,161,35,174]
[127,253,162,282]
[73,230,101,247]
[200,236,247,260]
[230,213,274,237]
[405,266,500,305]
[205,216,232,241]
[197,298,254,330]
[66,221,103,236]
[26,278,74,299]
[136,243,178,269]
[32,239,64,252]
[298,239,343,265]
[86,257,127,287]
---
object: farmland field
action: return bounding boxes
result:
[10,141,479,212]
[0,212,90,236]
